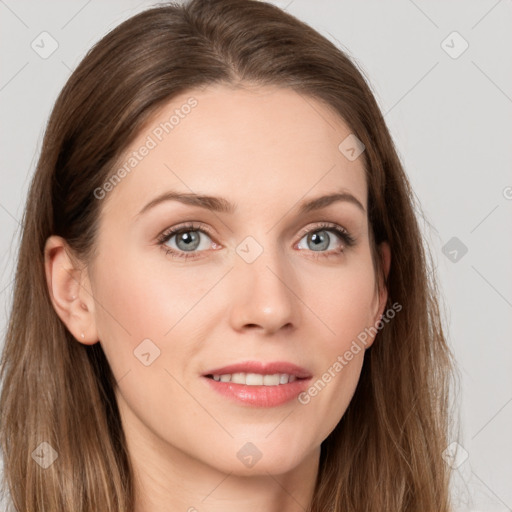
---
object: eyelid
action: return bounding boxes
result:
[157,222,216,243]
[296,222,351,241]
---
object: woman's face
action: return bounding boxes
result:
[54,83,390,476]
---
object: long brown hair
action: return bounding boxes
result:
[0,0,460,510]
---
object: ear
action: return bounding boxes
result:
[44,235,99,345]
[366,241,391,348]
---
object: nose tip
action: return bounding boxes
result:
[228,256,298,335]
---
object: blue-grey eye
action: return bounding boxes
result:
[298,229,342,252]
[162,228,213,252]
[174,231,201,251]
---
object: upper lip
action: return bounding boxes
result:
[202,361,312,379]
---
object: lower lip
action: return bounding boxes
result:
[202,376,311,407]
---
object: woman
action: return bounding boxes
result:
[0,0,460,510]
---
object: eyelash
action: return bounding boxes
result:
[156,222,356,261]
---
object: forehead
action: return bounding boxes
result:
[101,83,367,220]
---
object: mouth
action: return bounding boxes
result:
[201,361,312,407]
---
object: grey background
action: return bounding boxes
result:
[1,0,511,510]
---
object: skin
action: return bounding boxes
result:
[45,83,390,512]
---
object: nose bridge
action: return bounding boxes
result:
[229,234,298,331]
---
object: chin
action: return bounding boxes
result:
[202,437,315,476]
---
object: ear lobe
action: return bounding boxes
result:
[44,235,99,345]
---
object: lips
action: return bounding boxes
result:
[202,361,312,379]
[201,360,313,407]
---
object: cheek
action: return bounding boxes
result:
[91,255,205,445]
[90,247,224,410]
[299,338,366,447]
[295,261,375,434]
[93,243,205,333]
[90,250,189,377]
[303,261,377,350]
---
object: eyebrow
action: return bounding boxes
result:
[136,189,366,218]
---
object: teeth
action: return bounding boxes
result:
[210,372,298,386]
[263,374,279,386]
[231,372,246,384]
[247,373,264,385]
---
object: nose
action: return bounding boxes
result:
[228,244,299,335]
